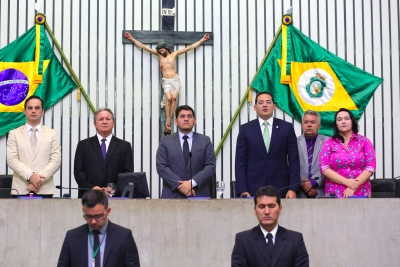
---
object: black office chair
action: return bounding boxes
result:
[396,179,400,198]
[230,181,238,198]
[209,175,216,198]
[0,175,13,198]
[371,179,396,198]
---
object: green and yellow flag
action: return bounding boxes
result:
[0,14,77,136]
[251,15,383,136]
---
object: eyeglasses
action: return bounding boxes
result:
[82,211,106,221]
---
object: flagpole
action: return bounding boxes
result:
[44,21,96,113]
[214,26,282,156]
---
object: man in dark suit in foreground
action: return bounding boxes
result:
[231,186,309,267]
[74,107,133,197]
[235,92,300,198]
[156,105,216,198]
[57,190,140,267]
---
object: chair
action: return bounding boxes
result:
[371,179,396,198]
[117,172,150,198]
[209,175,216,198]
[0,175,13,198]
[230,181,238,198]
[396,179,400,198]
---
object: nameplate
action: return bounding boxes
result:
[19,196,42,199]
[187,197,210,200]
[108,197,128,200]
[348,196,368,199]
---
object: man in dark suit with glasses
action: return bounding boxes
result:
[57,190,140,267]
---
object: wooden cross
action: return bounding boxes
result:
[122,0,213,49]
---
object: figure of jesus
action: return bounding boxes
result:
[125,32,210,134]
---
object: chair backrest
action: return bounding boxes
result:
[371,179,396,198]
[230,181,237,198]
[209,175,216,198]
[0,175,13,198]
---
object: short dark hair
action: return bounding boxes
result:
[332,108,358,143]
[175,105,196,118]
[255,92,274,104]
[82,190,108,209]
[254,186,281,206]
[24,95,44,110]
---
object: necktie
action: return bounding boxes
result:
[92,230,101,267]
[101,139,107,159]
[266,233,273,254]
[263,121,270,151]
[183,135,189,166]
[30,127,38,154]
[307,139,315,179]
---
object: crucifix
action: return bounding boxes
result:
[123,0,213,135]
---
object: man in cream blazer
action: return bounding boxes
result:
[7,96,61,197]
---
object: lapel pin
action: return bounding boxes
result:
[276,126,279,128]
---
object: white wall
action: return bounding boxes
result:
[0,0,399,198]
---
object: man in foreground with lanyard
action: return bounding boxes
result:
[57,190,140,266]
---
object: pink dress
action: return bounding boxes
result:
[319,133,376,198]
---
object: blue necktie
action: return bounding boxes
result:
[101,139,107,159]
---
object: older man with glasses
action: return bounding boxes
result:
[57,190,140,267]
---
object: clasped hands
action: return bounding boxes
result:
[27,173,46,192]
[178,180,195,197]
[343,179,360,198]
[300,180,318,197]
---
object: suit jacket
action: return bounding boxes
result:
[57,220,140,267]
[156,132,216,198]
[235,118,300,197]
[231,225,309,267]
[74,135,133,198]
[297,134,329,198]
[6,125,61,195]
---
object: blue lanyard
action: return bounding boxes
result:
[88,231,106,260]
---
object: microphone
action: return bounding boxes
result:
[0,188,20,198]
[189,152,193,197]
[55,185,93,198]
[278,177,320,194]
[361,176,400,195]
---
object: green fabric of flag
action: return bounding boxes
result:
[0,20,77,136]
[250,15,383,136]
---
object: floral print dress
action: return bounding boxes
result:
[319,133,376,198]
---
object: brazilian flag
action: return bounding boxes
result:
[0,14,77,136]
[251,15,383,136]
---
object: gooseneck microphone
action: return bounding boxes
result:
[55,185,93,191]
[0,188,20,198]
[189,152,193,197]
[277,177,320,194]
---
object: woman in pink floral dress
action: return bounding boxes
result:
[319,108,376,198]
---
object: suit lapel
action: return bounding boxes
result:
[253,226,272,266]
[299,137,308,166]
[20,126,34,159]
[90,136,105,163]
[104,136,118,165]
[34,126,46,158]
[173,133,187,169]
[103,221,116,266]
[269,118,280,152]
[271,226,286,267]
[312,135,325,169]
[80,225,90,267]
[252,120,268,154]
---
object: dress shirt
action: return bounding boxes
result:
[26,123,41,139]
[96,133,112,152]
[88,220,109,267]
[177,131,197,187]
[260,224,279,245]
[259,117,273,139]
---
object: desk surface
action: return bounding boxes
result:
[0,198,399,267]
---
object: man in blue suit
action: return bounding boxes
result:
[156,105,216,198]
[235,92,300,198]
